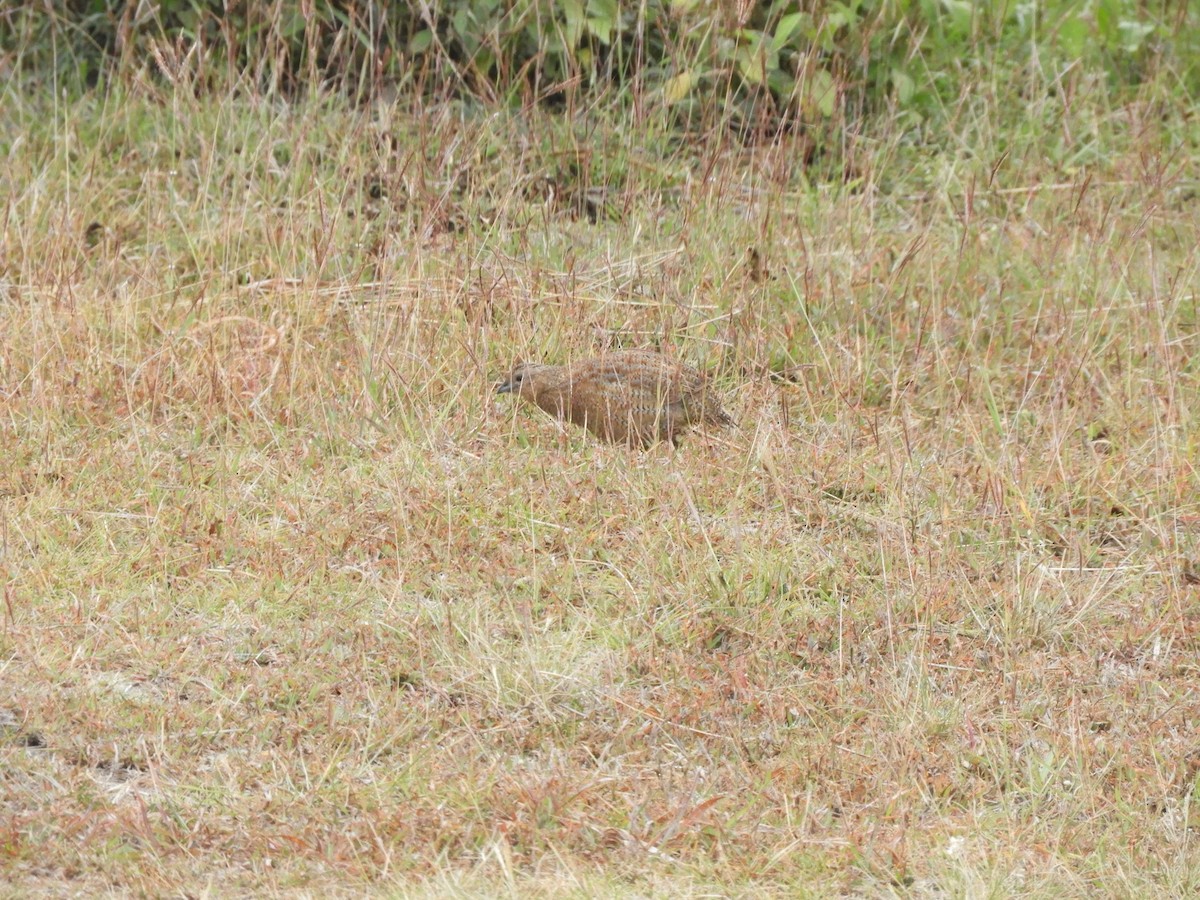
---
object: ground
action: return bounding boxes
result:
[2,72,1200,897]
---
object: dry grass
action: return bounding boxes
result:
[2,70,1200,897]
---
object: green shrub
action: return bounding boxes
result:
[2,1,1194,121]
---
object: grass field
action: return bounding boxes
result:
[3,56,1200,897]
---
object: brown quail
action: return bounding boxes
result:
[496,349,733,448]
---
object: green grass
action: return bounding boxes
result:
[2,58,1200,896]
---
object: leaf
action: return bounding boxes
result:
[1096,0,1118,42]
[768,69,796,99]
[809,67,837,117]
[736,45,765,85]
[282,9,307,41]
[826,3,855,30]
[1057,16,1089,59]
[772,12,808,51]
[408,29,433,55]
[735,30,773,86]
[452,8,481,56]
[562,0,585,48]
[943,0,973,37]
[891,67,915,105]
[588,0,619,45]
[451,7,471,37]
[1117,18,1155,53]
[664,70,695,103]
[474,48,496,77]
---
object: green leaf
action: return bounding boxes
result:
[767,69,796,99]
[1118,18,1155,53]
[588,0,619,45]
[826,3,855,30]
[562,0,585,48]
[1056,17,1088,59]
[1096,0,1117,42]
[736,42,775,85]
[408,29,434,55]
[451,7,471,37]
[943,0,973,37]
[809,67,837,117]
[664,70,695,103]
[474,48,496,76]
[891,67,915,105]
[282,10,307,41]
[772,12,807,51]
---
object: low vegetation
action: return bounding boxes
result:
[2,3,1200,895]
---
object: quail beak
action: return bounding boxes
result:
[495,380,513,394]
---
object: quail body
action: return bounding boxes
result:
[496,349,733,447]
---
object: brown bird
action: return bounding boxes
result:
[496,349,733,447]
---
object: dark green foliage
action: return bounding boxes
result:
[1,1,1196,117]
